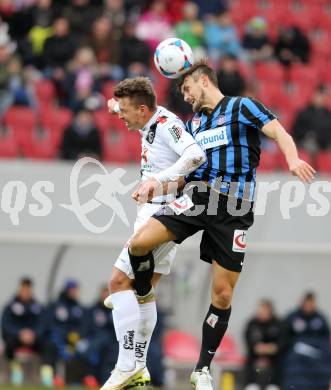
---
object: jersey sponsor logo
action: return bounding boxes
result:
[206,313,219,328]
[123,330,135,350]
[168,124,183,143]
[232,229,247,253]
[195,127,228,150]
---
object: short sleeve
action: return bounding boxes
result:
[160,119,196,156]
[239,97,276,130]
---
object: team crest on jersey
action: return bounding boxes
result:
[217,115,225,126]
[192,116,200,132]
[146,128,156,144]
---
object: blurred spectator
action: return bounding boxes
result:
[217,54,246,96]
[28,0,55,67]
[80,285,118,386]
[40,279,86,386]
[135,0,172,52]
[174,2,204,54]
[120,21,150,77]
[242,17,273,62]
[0,22,17,114]
[63,0,102,46]
[103,0,126,41]
[1,278,43,360]
[7,55,36,107]
[88,16,120,65]
[192,0,227,20]
[204,10,242,64]
[243,299,281,390]
[292,85,331,153]
[60,108,102,160]
[281,291,331,390]
[43,17,76,70]
[274,26,310,67]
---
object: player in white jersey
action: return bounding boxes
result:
[100,77,206,390]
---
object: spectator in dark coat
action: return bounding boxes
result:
[60,109,102,160]
[292,86,331,153]
[242,17,273,62]
[217,54,246,97]
[274,26,310,67]
[281,291,331,390]
[120,22,150,77]
[244,300,281,390]
[40,280,86,385]
[1,277,43,360]
[43,17,76,70]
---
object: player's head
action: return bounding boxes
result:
[178,59,219,113]
[114,77,157,131]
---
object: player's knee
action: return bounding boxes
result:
[130,232,151,256]
[212,285,233,309]
[110,272,132,293]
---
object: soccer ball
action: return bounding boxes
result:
[154,38,194,79]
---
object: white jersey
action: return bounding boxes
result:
[139,106,196,202]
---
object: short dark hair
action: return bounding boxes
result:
[177,59,218,90]
[114,77,157,110]
[20,277,33,287]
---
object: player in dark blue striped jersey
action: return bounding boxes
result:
[128,60,315,390]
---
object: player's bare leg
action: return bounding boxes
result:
[191,261,240,390]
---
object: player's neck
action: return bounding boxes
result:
[202,89,224,114]
[141,108,157,128]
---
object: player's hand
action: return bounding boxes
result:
[107,98,119,114]
[288,158,316,183]
[133,178,162,203]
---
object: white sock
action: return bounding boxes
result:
[112,290,140,371]
[135,301,157,368]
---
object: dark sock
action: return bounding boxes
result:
[195,305,232,370]
[128,250,155,296]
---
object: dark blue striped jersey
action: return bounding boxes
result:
[185,96,276,200]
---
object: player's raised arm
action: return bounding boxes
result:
[261,119,316,183]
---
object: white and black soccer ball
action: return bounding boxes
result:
[154,37,194,79]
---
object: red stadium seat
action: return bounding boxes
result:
[214,334,244,366]
[288,64,321,88]
[39,108,72,146]
[255,61,286,84]
[163,330,200,364]
[127,131,141,162]
[3,107,36,146]
[34,79,56,108]
[316,151,331,175]
[102,131,131,163]
[258,150,278,172]
[94,110,127,134]
[21,131,58,160]
[0,130,19,158]
[101,81,116,100]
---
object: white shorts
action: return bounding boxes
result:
[114,203,177,279]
